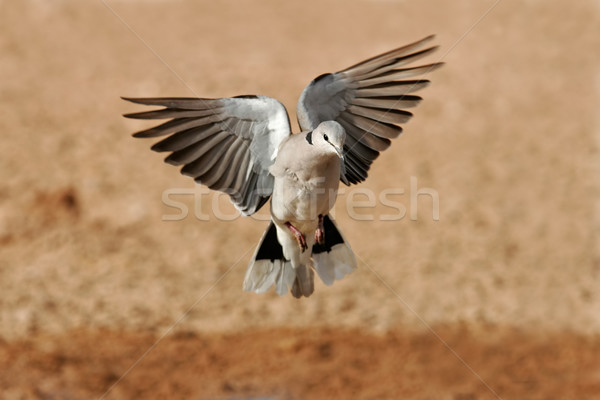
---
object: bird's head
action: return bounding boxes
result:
[313,121,345,159]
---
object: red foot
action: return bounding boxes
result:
[285,222,307,252]
[314,214,325,245]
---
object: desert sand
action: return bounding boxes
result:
[1,0,599,398]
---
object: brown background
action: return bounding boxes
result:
[1,0,599,399]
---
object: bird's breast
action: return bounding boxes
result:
[270,157,340,225]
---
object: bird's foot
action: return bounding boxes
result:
[285,222,307,252]
[315,214,325,245]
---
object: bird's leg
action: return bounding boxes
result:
[315,214,325,245]
[285,222,307,252]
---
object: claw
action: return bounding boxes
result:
[315,214,325,245]
[285,222,307,252]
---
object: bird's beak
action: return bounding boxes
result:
[332,144,344,159]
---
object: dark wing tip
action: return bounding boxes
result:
[122,97,162,120]
[122,97,142,119]
[415,35,437,48]
[123,111,153,119]
[121,96,146,104]
[424,61,445,73]
[150,141,167,152]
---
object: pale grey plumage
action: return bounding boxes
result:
[123,36,442,298]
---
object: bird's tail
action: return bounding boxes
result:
[243,216,356,298]
[243,222,314,298]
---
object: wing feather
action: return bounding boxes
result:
[208,137,248,191]
[347,105,412,125]
[124,107,221,120]
[351,96,422,109]
[338,117,391,151]
[357,63,443,86]
[199,136,246,189]
[132,115,224,138]
[122,97,222,109]
[181,135,235,178]
[346,47,441,81]
[355,80,430,97]
[340,35,436,76]
[165,131,229,166]
[341,112,403,139]
[151,124,221,153]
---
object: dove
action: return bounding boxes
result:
[123,35,442,298]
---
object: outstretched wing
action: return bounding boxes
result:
[297,35,442,185]
[123,95,291,216]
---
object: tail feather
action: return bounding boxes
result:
[292,264,315,298]
[312,216,357,286]
[244,222,306,297]
[243,259,280,293]
[275,260,295,296]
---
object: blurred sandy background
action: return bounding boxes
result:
[1,0,599,398]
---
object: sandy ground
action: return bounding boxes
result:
[1,0,599,398]
[2,327,600,399]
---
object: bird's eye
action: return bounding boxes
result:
[323,134,329,141]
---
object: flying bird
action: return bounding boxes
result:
[123,35,442,298]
